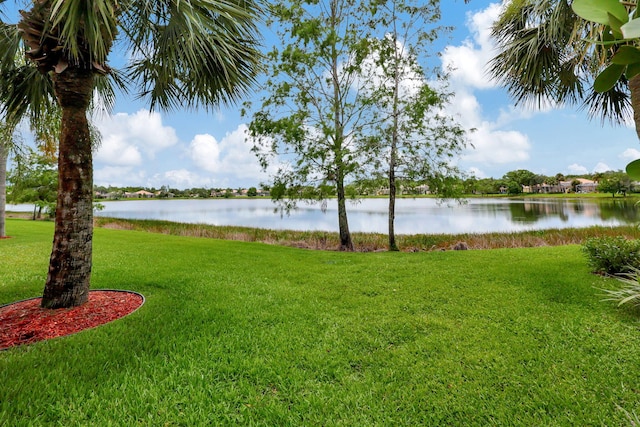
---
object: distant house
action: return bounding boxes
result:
[125,190,155,198]
[523,179,597,194]
[536,183,558,194]
[415,184,430,195]
[135,190,155,198]
[575,178,597,193]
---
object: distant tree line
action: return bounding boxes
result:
[92,185,267,199]
[8,164,637,208]
[462,169,637,197]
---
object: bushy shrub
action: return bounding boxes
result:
[582,236,640,275]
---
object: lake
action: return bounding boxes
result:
[9,197,639,235]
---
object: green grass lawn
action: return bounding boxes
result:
[1,219,640,425]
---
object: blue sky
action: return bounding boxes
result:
[6,0,640,189]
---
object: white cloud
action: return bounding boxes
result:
[440,3,536,171]
[463,127,530,164]
[94,166,147,187]
[567,163,588,175]
[188,124,271,182]
[96,136,143,166]
[620,148,640,161]
[593,162,612,173]
[467,167,486,178]
[153,169,214,189]
[190,134,221,170]
[441,2,502,90]
[95,110,179,166]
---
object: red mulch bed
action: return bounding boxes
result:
[0,290,144,351]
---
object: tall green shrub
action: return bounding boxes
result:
[582,236,640,275]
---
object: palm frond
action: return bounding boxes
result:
[0,65,57,129]
[491,0,632,125]
[490,0,586,108]
[581,79,633,126]
[0,21,23,73]
[49,0,117,66]
[120,0,263,111]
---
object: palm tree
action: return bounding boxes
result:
[0,123,14,239]
[0,0,262,308]
[489,0,636,137]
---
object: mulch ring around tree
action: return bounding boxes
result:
[0,290,144,351]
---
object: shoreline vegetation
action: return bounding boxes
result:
[92,217,640,252]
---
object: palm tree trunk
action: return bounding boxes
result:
[0,141,8,238]
[41,68,94,309]
[630,74,640,141]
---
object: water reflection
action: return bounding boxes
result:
[7,197,640,235]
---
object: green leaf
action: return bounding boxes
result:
[621,17,640,39]
[594,63,626,92]
[608,13,625,38]
[626,159,640,180]
[611,45,640,64]
[626,62,640,79]
[572,0,628,25]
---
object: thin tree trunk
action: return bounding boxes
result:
[336,169,354,251]
[388,89,399,250]
[630,74,640,141]
[41,68,94,309]
[388,150,398,251]
[388,70,398,251]
[0,141,8,238]
[388,176,397,250]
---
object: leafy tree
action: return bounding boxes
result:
[503,169,537,189]
[247,187,258,197]
[505,180,522,195]
[8,149,58,219]
[475,178,500,195]
[598,171,631,197]
[592,171,605,183]
[0,47,59,238]
[571,178,581,193]
[247,0,380,251]
[0,0,262,308]
[0,112,61,238]
[532,174,547,186]
[463,177,478,195]
[358,0,468,251]
[0,123,20,237]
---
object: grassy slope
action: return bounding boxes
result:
[1,219,639,425]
